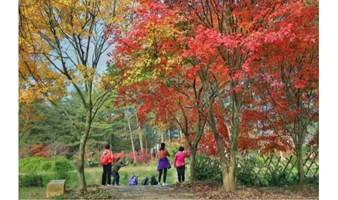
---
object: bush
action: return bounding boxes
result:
[127,150,152,164]
[19,172,78,188]
[195,155,222,183]
[195,153,317,187]
[20,156,75,173]
[236,153,300,186]
[19,174,43,187]
[237,155,258,186]
[20,157,47,173]
[19,156,77,188]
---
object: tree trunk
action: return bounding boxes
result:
[161,131,164,143]
[126,114,136,163]
[207,99,238,192]
[136,115,144,152]
[207,103,232,189]
[168,130,172,143]
[78,136,87,193]
[78,111,92,193]
[224,106,239,192]
[145,133,148,153]
[296,144,304,185]
[222,159,236,192]
[190,148,197,181]
[138,129,144,152]
[294,121,306,186]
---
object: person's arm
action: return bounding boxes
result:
[166,150,170,157]
[184,150,191,157]
[110,151,115,163]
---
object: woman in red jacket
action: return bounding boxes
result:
[100,144,114,186]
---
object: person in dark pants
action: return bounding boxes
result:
[156,143,170,186]
[112,157,127,185]
[100,144,114,186]
[176,166,185,182]
[158,168,168,185]
[102,164,112,185]
[111,171,120,185]
[174,146,188,183]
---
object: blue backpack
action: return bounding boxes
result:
[128,175,138,186]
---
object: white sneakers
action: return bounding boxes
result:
[158,182,168,186]
[162,182,168,186]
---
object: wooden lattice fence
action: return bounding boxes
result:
[237,147,319,186]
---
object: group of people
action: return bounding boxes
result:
[100,144,126,186]
[100,142,188,186]
[156,143,188,186]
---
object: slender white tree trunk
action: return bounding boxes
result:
[125,113,136,163]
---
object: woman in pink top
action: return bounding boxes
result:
[173,146,188,183]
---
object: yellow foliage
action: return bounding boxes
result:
[19,0,130,104]
[116,6,184,86]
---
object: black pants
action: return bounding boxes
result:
[158,168,168,183]
[176,166,185,182]
[112,171,120,185]
[102,164,112,185]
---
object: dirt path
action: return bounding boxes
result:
[105,185,195,199]
[59,183,318,199]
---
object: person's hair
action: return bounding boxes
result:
[105,144,110,149]
[160,143,165,151]
[178,146,184,152]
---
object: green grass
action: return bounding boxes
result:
[19,187,46,199]
[85,160,191,185]
[19,161,191,199]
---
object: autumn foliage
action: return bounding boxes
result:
[107,0,318,189]
[19,0,318,192]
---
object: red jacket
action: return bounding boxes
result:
[100,149,114,165]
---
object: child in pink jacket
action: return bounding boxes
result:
[173,146,188,183]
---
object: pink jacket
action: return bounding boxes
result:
[174,151,186,167]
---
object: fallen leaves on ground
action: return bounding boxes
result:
[189,182,318,199]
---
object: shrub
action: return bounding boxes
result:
[19,174,43,187]
[195,155,222,183]
[54,161,70,179]
[19,172,78,188]
[20,157,46,173]
[236,153,301,186]
[237,155,258,186]
[19,156,77,188]
[54,159,75,172]
[196,153,317,187]
[20,156,75,173]
[127,150,151,164]
[28,144,50,157]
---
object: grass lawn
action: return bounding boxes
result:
[19,160,190,199]
[85,160,190,185]
[19,187,46,200]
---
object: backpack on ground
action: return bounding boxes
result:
[141,177,149,185]
[150,176,158,185]
[128,175,138,186]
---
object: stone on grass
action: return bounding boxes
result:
[46,179,65,198]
